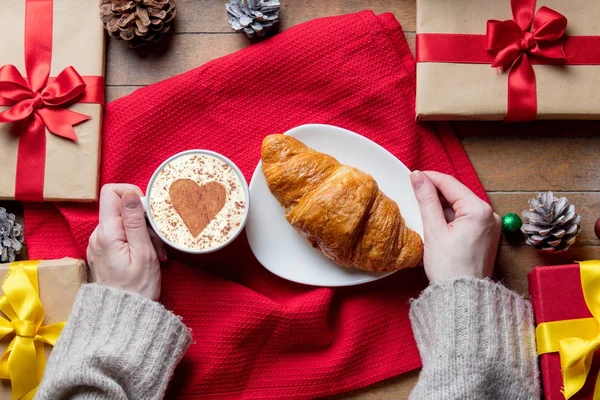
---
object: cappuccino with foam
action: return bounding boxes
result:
[148,152,248,252]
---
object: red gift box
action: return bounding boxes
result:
[529,263,600,399]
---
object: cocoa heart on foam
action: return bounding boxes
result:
[169,179,227,237]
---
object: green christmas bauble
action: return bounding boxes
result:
[501,213,523,234]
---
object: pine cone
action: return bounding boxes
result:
[521,192,581,252]
[100,0,176,48]
[0,208,24,263]
[226,0,280,39]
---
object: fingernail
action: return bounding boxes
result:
[410,170,424,190]
[123,191,140,209]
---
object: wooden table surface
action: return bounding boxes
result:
[106,0,599,398]
[24,0,600,398]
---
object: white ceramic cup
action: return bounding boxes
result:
[140,150,250,254]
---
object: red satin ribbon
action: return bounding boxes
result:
[0,0,105,202]
[417,34,600,65]
[416,0,598,122]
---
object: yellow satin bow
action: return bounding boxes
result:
[536,260,600,399]
[0,261,65,400]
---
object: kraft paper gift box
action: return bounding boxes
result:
[0,258,87,399]
[528,262,600,400]
[416,0,600,122]
[0,0,105,201]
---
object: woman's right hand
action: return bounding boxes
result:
[410,171,501,283]
[87,184,167,301]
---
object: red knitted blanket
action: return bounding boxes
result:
[24,11,486,399]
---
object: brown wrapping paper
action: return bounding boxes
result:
[416,0,600,121]
[0,0,105,201]
[0,258,87,398]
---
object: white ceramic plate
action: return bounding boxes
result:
[246,124,423,287]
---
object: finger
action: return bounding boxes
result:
[99,184,144,221]
[121,190,154,251]
[423,171,484,207]
[410,170,447,234]
[99,184,145,244]
[148,227,168,263]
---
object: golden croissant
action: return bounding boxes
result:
[261,134,423,272]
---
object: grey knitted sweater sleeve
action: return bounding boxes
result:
[35,283,192,400]
[409,277,540,400]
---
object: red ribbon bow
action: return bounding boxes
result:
[0,0,103,202]
[0,64,90,142]
[485,0,567,121]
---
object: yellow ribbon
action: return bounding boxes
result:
[536,260,600,399]
[0,261,65,400]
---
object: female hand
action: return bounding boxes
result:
[410,171,501,283]
[86,184,167,301]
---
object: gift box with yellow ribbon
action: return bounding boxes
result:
[0,258,86,400]
[529,261,600,400]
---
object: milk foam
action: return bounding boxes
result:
[149,153,247,251]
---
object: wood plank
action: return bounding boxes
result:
[324,370,420,399]
[496,244,600,298]
[106,30,417,87]
[106,86,144,103]
[38,2,600,400]
[462,138,600,191]
[489,192,600,246]
[106,33,248,86]
[170,0,416,34]
[454,121,600,139]
[406,32,416,55]
[105,30,413,101]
